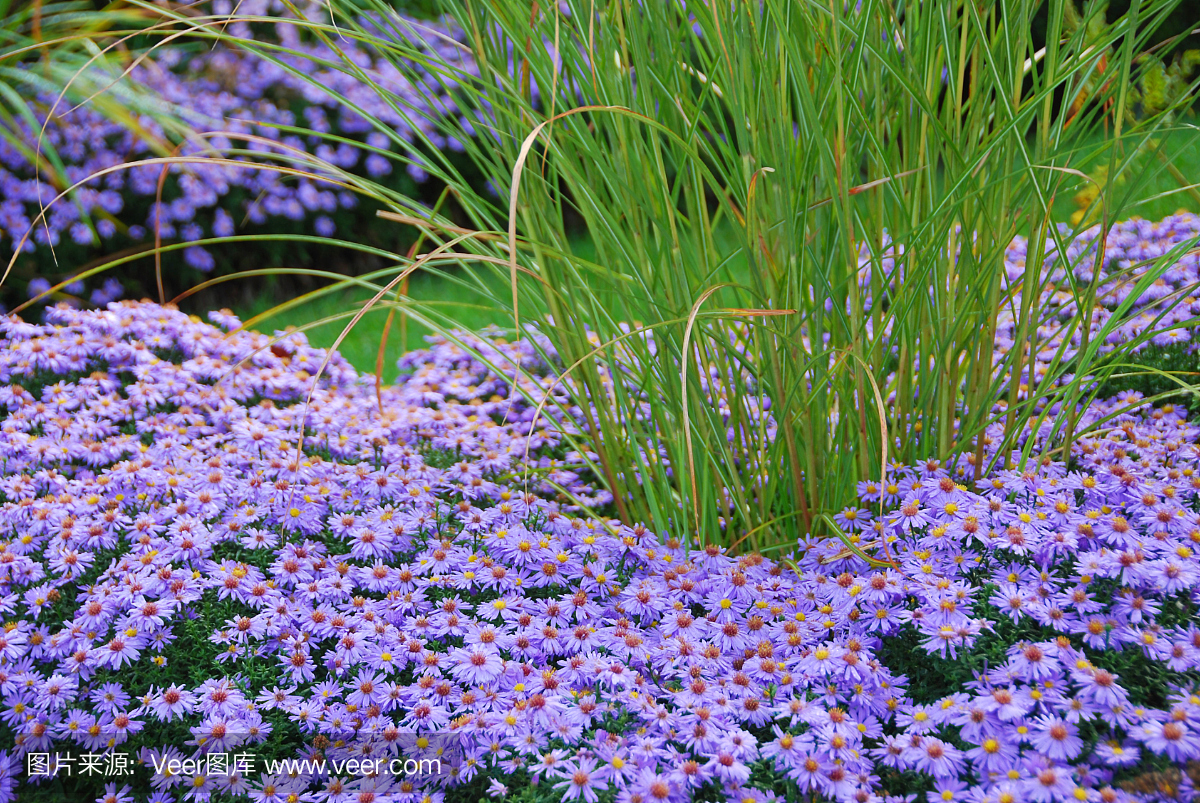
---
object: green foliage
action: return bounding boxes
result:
[1063,2,1200,224]
[1090,341,1200,399]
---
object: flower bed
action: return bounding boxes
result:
[0,284,1196,803]
[2,7,475,304]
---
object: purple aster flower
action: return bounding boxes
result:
[1137,718,1200,762]
[1029,714,1083,760]
[554,757,601,803]
[449,644,503,686]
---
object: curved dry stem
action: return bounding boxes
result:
[680,285,729,539]
[843,351,896,565]
[507,104,660,334]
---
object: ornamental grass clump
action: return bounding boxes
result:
[0,299,1198,801]
[136,0,1200,553]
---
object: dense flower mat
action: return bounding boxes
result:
[0,298,1198,803]
[5,3,473,284]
